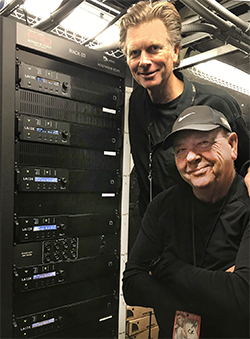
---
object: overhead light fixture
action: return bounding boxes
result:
[60,2,120,45]
[7,0,121,46]
[190,59,250,96]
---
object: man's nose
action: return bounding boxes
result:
[186,149,200,162]
[139,51,151,67]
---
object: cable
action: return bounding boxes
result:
[0,0,25,17]
[182,23,217,35]
[32,0,84,32]
[200,0,250,36]
[82,8,127,46]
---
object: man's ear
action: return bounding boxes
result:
[173,44,179,64]
[228,132,238,161]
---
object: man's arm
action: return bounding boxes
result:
[152,223,249,324]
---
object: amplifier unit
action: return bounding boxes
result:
[14,212,119,243]
[16,142,120,170]
[16,166,120,193]
[16,60,124,109]
[13,294,117,338]
[13,275,118,317]
[17,115,70,145]
[14,192,119,216]
[17,62,71,98]
[13,254,118,292]
[17,113,121,151]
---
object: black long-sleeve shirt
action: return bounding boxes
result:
[129,71,250,216]
[123,174,250,338]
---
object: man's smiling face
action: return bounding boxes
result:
[173,128,237,200]
[125,19,178,92]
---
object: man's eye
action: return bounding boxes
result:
[148,45,161,53]
[175,148,186,155]
[129,50,140,58]
[198,140,211,148]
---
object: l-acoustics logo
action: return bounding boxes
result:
[102,55,115,64]
[27,30,52,50]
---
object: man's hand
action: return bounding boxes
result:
[244,167,250,196]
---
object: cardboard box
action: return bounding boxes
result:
[126,314,157,336]
[128,325,159,339]
[127,306,154,320]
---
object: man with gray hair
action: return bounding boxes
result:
[123,105,249,338]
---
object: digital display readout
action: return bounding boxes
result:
[34,177,58,183]
[32,317,55,328]
[33,271,56,280]
[33,225,57,232]
[36,127,59,135]
[37,76,60,86]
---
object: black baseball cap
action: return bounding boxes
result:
[163,105,232,150]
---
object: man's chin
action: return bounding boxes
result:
[185,177,213,190]
[136,76,161,90]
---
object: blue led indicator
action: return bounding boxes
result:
[33,271,56,280]
[33,225,57,232]
[34,177,58,183]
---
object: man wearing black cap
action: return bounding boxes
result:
[123,106,249,338]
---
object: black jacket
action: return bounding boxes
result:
[129,71,250,216]
[123,174,250,338]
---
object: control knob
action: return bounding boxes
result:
[62,81,69,92]
[61,130,69,141]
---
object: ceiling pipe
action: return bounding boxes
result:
[182,23,250,55]
[0,0,25,16]
[82,8,127,46]
[199,0,250,36]
[180,0,250,54]
[32,0,84,32]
